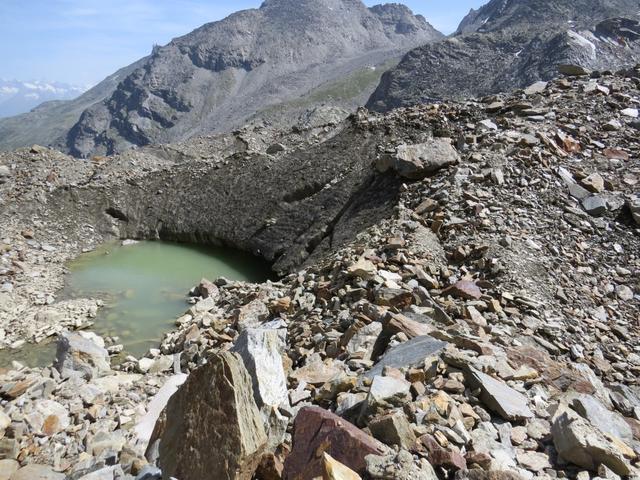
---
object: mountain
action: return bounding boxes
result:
[0,80,86,118]
[0,0,441,157]
[367,0,640,112]
[0,58,147,152]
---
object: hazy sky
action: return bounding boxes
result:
[0,1,487,86]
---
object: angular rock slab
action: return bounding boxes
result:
[569,393,633,442]
[283,406,387,479]
[231,327,288,408]
[54,332,110,380]
[366,335,447,378]
[552,407,633,476]
[377,138,460,180]
[134,374,187,446]
[464,367,533,421]
[153,352,267,480]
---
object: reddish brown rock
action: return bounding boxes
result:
[283,406,387,479]
[442,281,482,300]
[417,434,467,472]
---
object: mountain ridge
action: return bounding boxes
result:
[367,0,640,112]
[0,0,442,157]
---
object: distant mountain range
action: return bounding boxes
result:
[0,80,87,118]
[0,0,441,157]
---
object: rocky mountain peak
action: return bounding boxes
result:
[456,0,640,35]
[58,0,441,157]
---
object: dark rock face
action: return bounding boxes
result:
[59,0,441,157]
[367,0,640,112]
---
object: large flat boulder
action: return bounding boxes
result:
[283,406,387,479]
[152,352,267,480]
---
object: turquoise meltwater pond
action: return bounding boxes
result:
[63,240,272,358]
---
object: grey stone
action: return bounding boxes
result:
[366,335,447,378]
[365,450,437,480]
[76,466,126,480]
[464,367,534,421]
[569,394,633,442]
[9,464,65,480]
[346,322,383,361]
[551,406,632,476]
[231,327,288,408]
[233,299,269,332]
[369,411,417,449]
[361,376,411,419]
[581,196,608,217]
[135,465,162,480]
[524,81,548,95]
[389,139,460,179]
[629,197,640,225]
[54,331,110,380]
[0,460,18,480]
[559,64,591,76]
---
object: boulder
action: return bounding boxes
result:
[368,411,417,449]
[54,331,110,380]
[569,393,633,442]
[558,64,590,76]
[135,374,188,445]
[345,322,383,361]
[283,406,387,479]
[231,328,288,408]
[26,400,69,436]
[0,460,18,480]
[361,376,411,419]
[234,299,270,332]
[366,335,447,378]
[551,406,634,475]
[9,464,65,480]
[365,450,438,480]
[581,196,607,217]
[464,367,534,421]
[378,139,460,180]
[153,352,267,480]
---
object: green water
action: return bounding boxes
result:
[66,241,271,358]
[0,241,271,368]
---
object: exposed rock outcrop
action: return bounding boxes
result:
[367,0,640,111]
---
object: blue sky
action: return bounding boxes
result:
[0,1,487,86]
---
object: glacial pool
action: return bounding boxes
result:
[2,241,272,367]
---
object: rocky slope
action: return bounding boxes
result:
[367,0,640,112]
[0,0,441,158]
[0,65,639,479]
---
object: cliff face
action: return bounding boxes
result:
[59,0,441,157]
[367,0,640,112]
